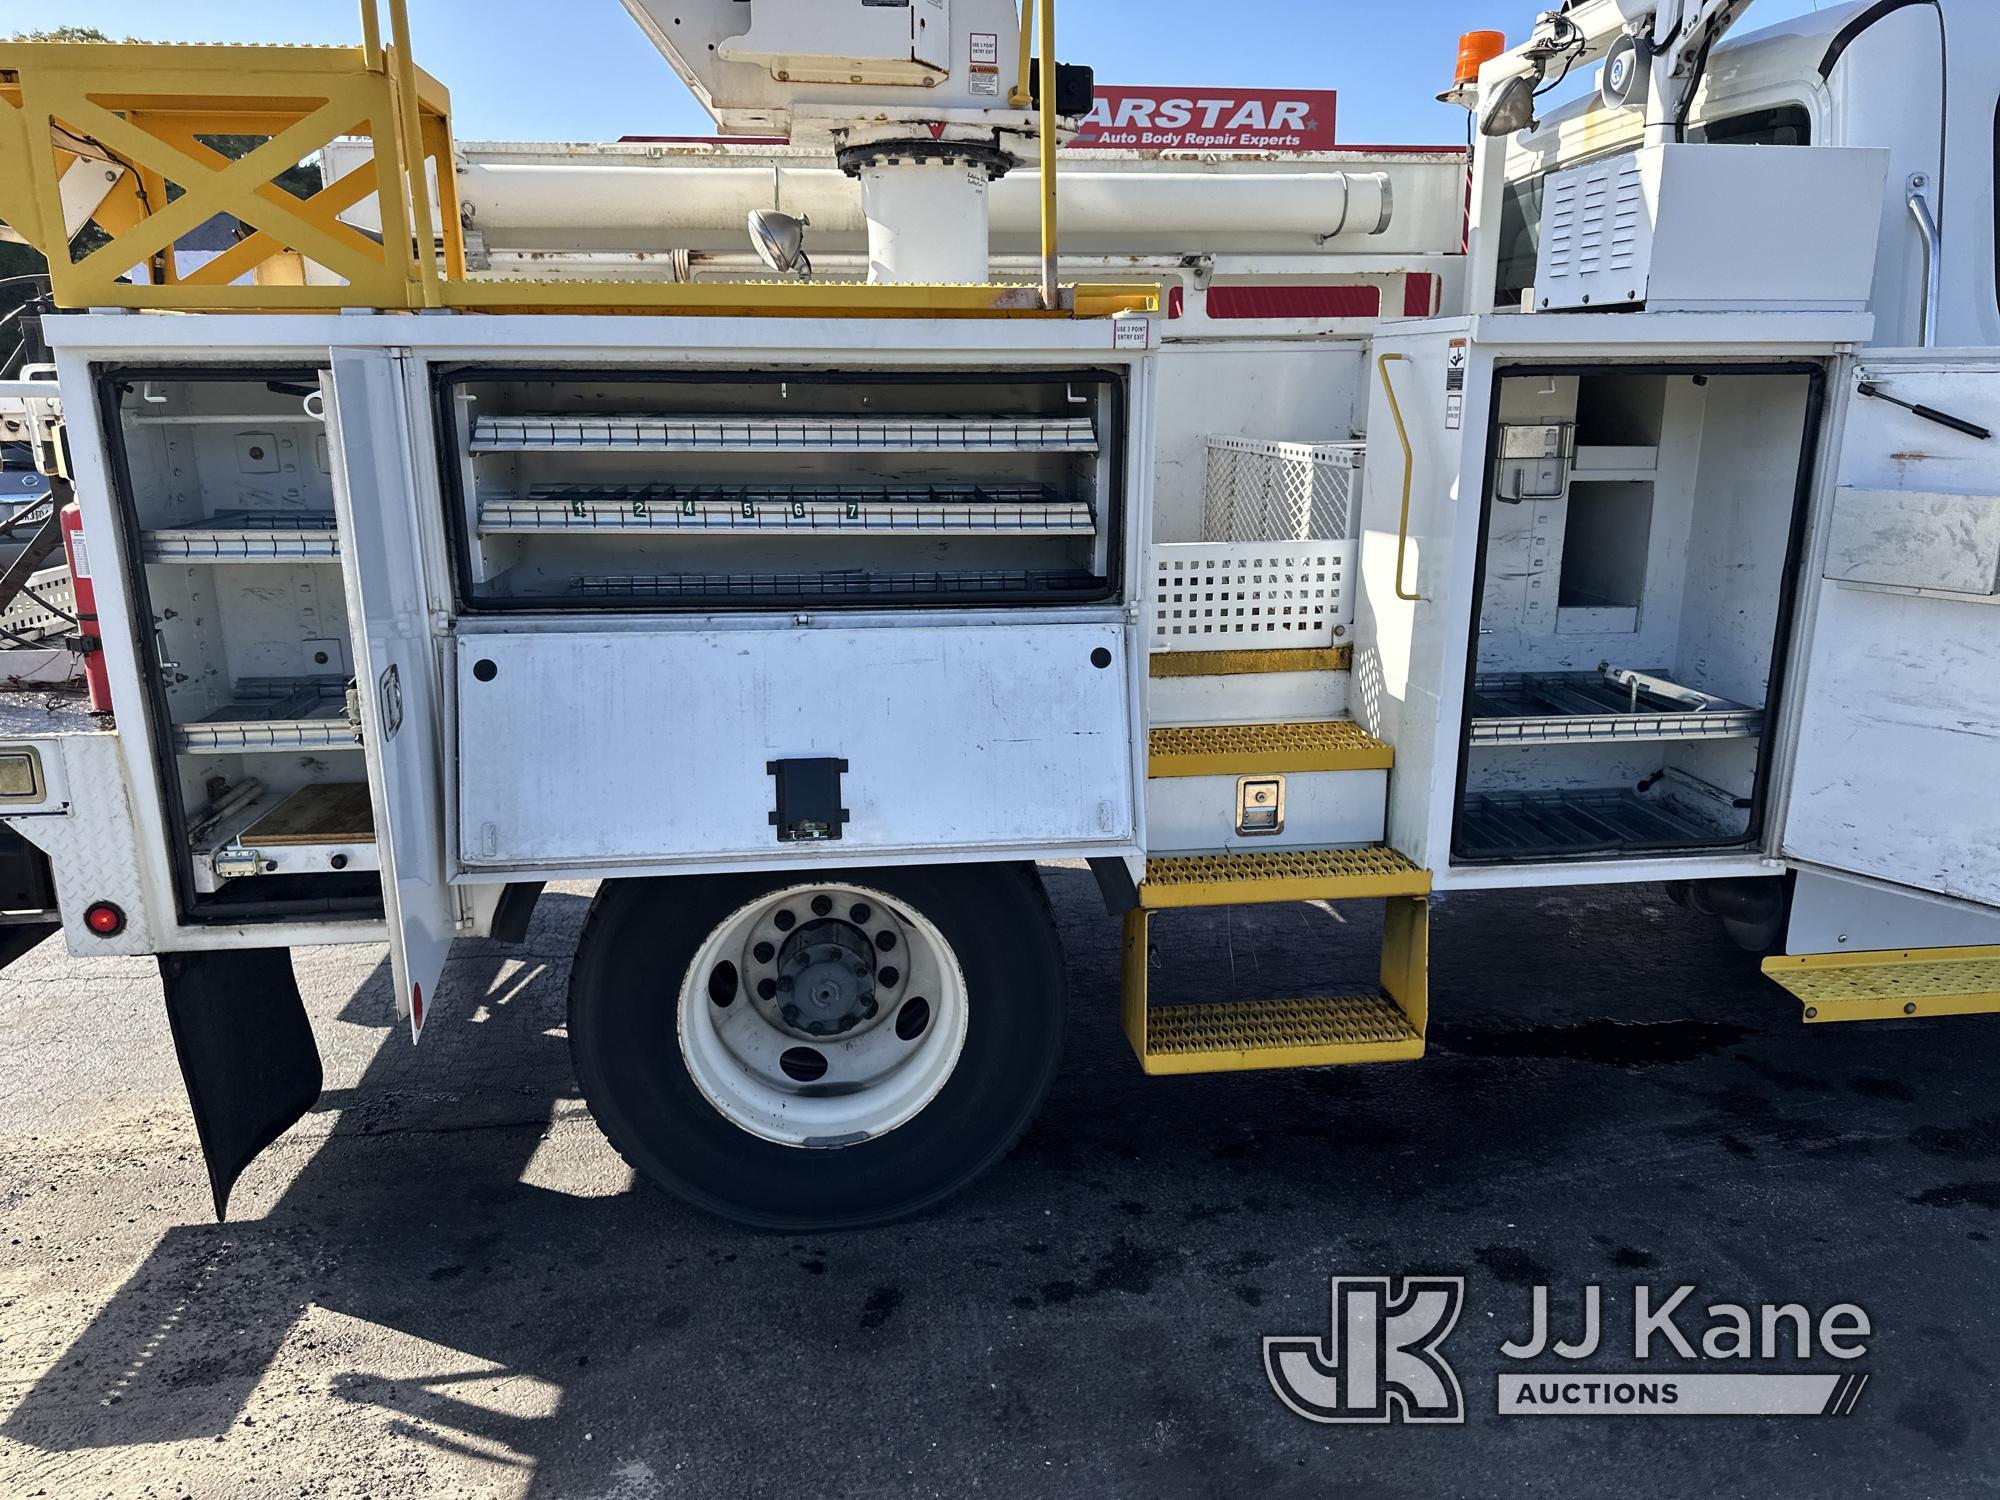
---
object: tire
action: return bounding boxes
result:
[567,863,1064,1230]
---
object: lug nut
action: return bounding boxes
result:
[878,966,900,988]
[875,930,897,952]
[782,1004,802,1025]
[774,910,796,932]
[861,998,879,1019]
[753,941,775,964]
[812,894,833,916]
[849,903,872,923]
[758,978,778,1001]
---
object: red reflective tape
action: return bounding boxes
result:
[1404,273,1438,318]
[411,982,425,1030]
[1205,284,1380,320]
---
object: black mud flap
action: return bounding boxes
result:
[159,948,323,1221]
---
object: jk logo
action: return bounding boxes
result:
[1265,1277,1466,1424]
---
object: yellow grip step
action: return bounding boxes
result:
[1121,897,1430,1076]
[1148,719,1394,778]
[1763,945,2000,1023]
[1140,844,1430,909]
[1140,993,1424,1075]
[1149,646,1352,678]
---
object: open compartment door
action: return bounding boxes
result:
[1781,353,2000,913]
[323,351,456,1039]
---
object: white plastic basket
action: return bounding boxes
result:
[1202,437,1363,544]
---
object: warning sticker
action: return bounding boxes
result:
[971,32,999,67]
[971,71,1000,96]
[1445,337,1468,431]
[1113,317,1152,352]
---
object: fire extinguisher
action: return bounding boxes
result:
[59,500,112,714]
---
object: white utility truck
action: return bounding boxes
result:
[0,0,1995,1230]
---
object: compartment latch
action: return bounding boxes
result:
[769,758,850,843]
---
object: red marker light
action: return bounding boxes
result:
[411,983,425,1030]
[84,901,126,937]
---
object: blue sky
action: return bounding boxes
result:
[23,0,1837,145]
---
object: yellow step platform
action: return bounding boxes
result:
[1148,719,1394,778]
[1121,897,1429,1075]
[1148,646,1351,678]
[1763,945,2000,1024]
[1140,844,1431,909]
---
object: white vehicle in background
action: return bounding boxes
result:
[0,0,1994,1231]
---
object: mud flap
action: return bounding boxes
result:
[159,948,323,1221]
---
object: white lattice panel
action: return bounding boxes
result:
[1150,541,1353,652]
[1202,438,1362,544]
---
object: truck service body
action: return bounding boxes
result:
[0,0,1996,1228]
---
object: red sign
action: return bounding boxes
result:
[1069,87,1337,152]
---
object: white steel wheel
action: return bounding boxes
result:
[678,882,970,1148]
[568,864,1066,1229]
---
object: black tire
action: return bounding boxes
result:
[567,862,1064,1230]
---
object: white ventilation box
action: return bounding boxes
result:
[1532,144,1889,314]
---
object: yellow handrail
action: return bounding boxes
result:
[386,0,443,307]
[1011,1,1035,108]
[359,0,382,71]
[1037,0,1059,310]
[1377,353,1423,603]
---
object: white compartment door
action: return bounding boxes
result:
[1781,353,2000,909]
[323,351,456,1038]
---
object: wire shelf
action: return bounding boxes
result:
[142,511,339,562]
[1470,671,1763,746]
[1202,437,1362,544]
[176,677,359,753]
[471,413,1099,454]
[479,483,1096,536]
[1458,787,1727,859]
[569,568,1103,600]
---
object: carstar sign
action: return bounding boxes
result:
[1069,87,1338,152]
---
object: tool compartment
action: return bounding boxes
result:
[1453,365,1822,863]
[102,368,380,920]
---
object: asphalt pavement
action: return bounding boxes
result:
[0,868,1995,1498]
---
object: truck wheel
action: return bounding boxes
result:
[568,864,1064,1230]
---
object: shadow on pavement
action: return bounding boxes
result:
[4,870,1997,1497]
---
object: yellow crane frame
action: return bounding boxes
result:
[0,0,1154,320]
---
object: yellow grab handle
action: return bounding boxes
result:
[1377,353,1422,603]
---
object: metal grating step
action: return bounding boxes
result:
[1121,896,1429,1076]
[1763,946,2000,1024]
[1140,844,1430,908]
[1140,992,1424,1074]
[1148,646,1352,679]
[1149,719,1392,778]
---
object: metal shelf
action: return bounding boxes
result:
[142,511,339,562]
[478,483,1096,536]
[1470,670,1762,746]
[191,780,380,894]
[470,413,1098,454]
[1458,787,1727,858]
[569,568,1103,600]
[175,678,359,754]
